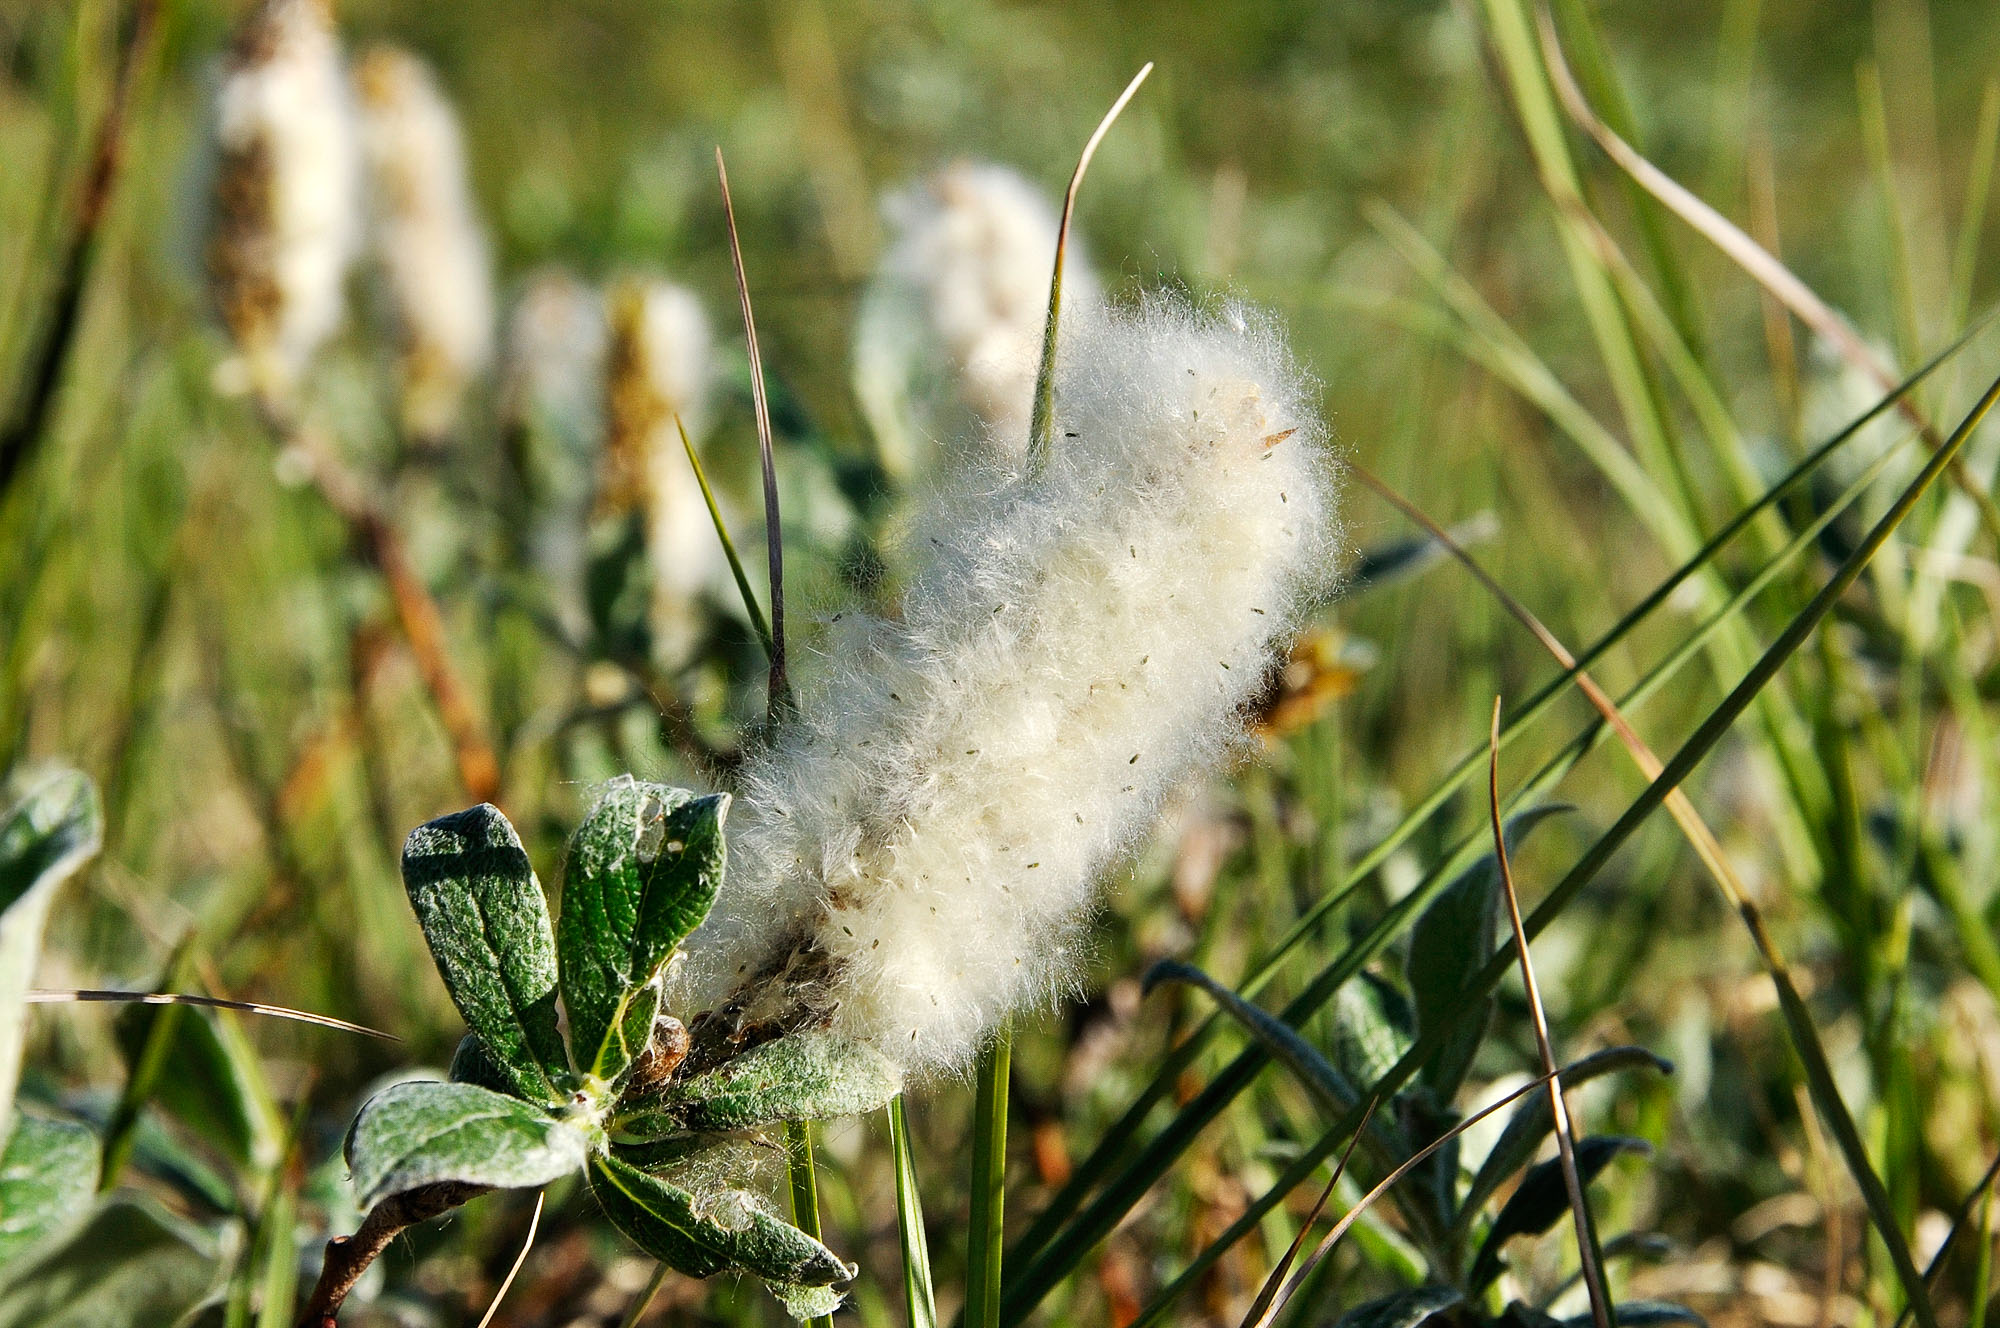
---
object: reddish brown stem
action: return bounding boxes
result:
[281,424,501,804]
[297,1183,486,1327]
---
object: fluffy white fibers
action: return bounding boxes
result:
[603,277,728,667]
[673,295,1338,1075]
[210,0,362,413]
[354,45,495,441]
[856,161,1102,476]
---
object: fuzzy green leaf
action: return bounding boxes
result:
[588,1151,852,1288]
[660,1031,903,1132]
[1406,805,1572,1099]
[558,780,728,1083]
[401,805,567,1101]
[1332,971,1414,1089]
[0,1114,98,1270]
[1469,1135,1651,1291]
[0,769,100,1142]
[0,1200,215,1328]
[1455,1046,1672,1233]
[1329,1285,1464,1328]
[344,1080,588,1210]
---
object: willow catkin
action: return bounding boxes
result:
[602,276,727,669]
[672,295,1338,1076]
[855,160,1102,477]
[208,0,361,414]
[353,45,495,442]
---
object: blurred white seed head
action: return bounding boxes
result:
[855,161,1102,478]
[353,45,495,442]
[675,295,1338,1075]
[603,276,727,668]
[208,0,362,415]
[503,268,608,453]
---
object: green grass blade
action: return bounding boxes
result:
[1002,319,1983,1288]
[1127,368,2000,1328]
[679,416,774,665]
[784,1120,833,1328]
[889,1095,937,1328]
[964,1021,1011,1328]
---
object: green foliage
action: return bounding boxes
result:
[655,1029,901,1131]
[0,768,100,1139]
[1329,1285,1464,1328]
[1407,805,1572,1099]
[0,1202,214,1328]
[113,1005,281,1176]
[345,793,876,1317]
[401,804,567,1102]
[557,778,728,1083]
[343,1080,590,1210]
[585,1152,851,1286]
[0,1114,98,1270]
[1469,1136,1652,1292]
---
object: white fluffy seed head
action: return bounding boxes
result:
[855,161,1102,478]
[503,268,607,463]
[353,44,495,442]
[674,295,1339,1075]
[602,276,726,667]
[209,0,362,415]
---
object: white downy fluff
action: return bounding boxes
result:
[674,295,1338,1075]
[603,277,729,668]
[855,161,1102,477]
[354,45,495,441]
[210,0,362,412]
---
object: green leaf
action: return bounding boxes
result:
[1455,1047,1672,1233]
[0,1200,215,1328]
[0,768,101,1140]
[1569,1305,1705,1327]
[448,1034,516,1096]
[1406,805,1572,1099]
[114,1004,282,1174]
[1143,961,1364,1115]
[558,780,728,1083]
[402,804,567,1101]
[344,1080,588,1210]
[1331,972,1414,1088]
[1469,1135,1651,1291]
[588,1151,852,1288]
[1329,1285,1464,1328]
[0,1114,98,1269]
[608,1131,711,1172]
[660,1031,903,1131]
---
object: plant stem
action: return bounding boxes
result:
[296,1183,486,1327]
[1489,698,1615,1328]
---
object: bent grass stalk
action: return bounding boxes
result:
[1488,697,1614,1328]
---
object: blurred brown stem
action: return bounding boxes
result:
[275,422,501,804]
[0,0,160,501]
